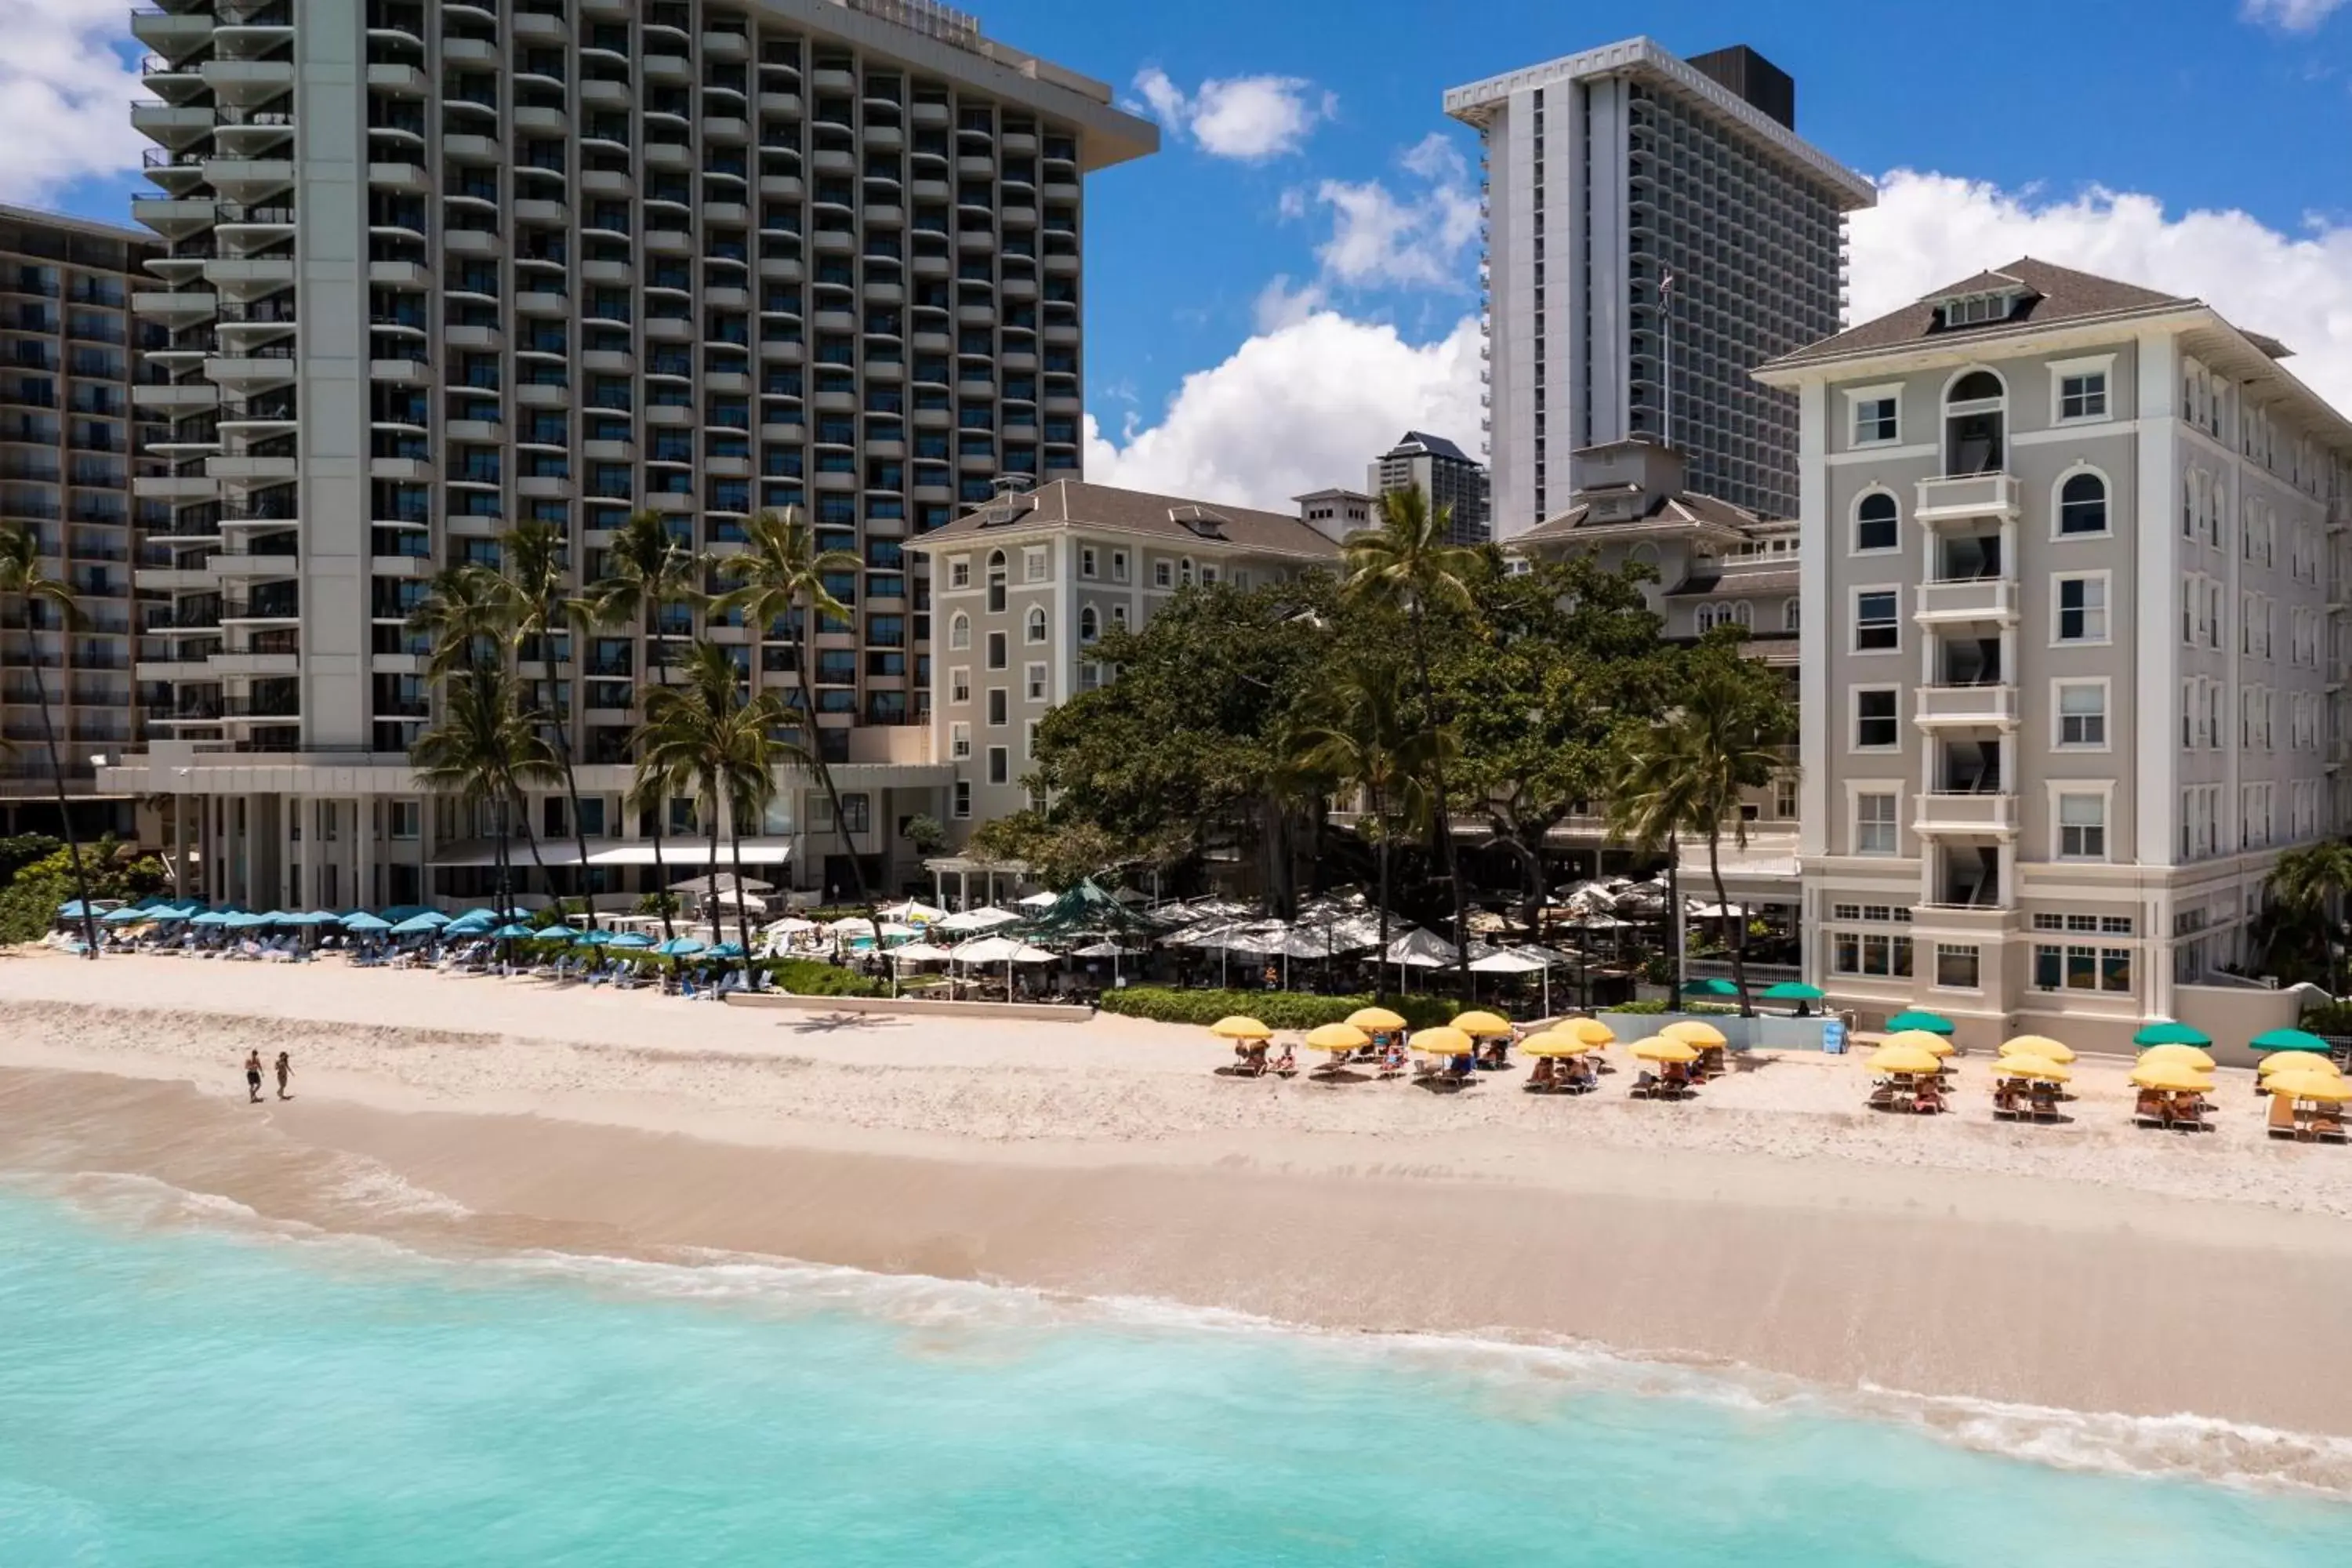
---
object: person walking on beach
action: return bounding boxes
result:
[273,1051,292,1101]
[244,1051,263,1105]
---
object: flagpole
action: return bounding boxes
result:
[1660,269,1675,451]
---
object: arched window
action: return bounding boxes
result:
[1079,606,1098,644]
[1694,605,1717,632]
[1733,601,1753,628]
[1179,557,1195,586]
[2058,472,2108,536]
[948,612,971,651]
[1855,491,1900,552]
[1944,369,2006,475]
[1025,605,1047,644]
[985,550,1007,614]
[1783,599,1801,633]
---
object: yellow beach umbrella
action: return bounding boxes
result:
[1518,1029,1594,1058]
[1562,1018,1615,1047]
[1660,1019,1726,1047]
[1304,1022,1370,1054]
[2129,1061,2214,1094]
[1999,1035,2076,1065]
[1991,1053,2071,1083]
[1346,1006,1407,1033]
[2259,1052,2341,1078]
[1450,1010,1514,1037]
[1410,1025,1475,1056]
[1865,1043,1944,1076]
[1881,1029,1955,1058]
[2138,1044,2217,1074]
[1631,1035,1700,1064]
[1210,1015,1273,1041]
[2267,1072,2352,1103]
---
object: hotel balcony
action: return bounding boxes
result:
[1912,790,2018,837]
[1914,471,2020,525]
[1913,681,2018,730]
[1912,575,2017,628]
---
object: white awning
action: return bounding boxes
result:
[431,838,794,869]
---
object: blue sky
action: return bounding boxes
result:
[16,0,2352,504]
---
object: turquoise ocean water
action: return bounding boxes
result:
[1,1180,2346,1566]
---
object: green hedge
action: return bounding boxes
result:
[764,956,884,997]
[1098,986,1457,1031]
[2299,1001,2352,1036]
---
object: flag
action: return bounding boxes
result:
[1658,268,1675,302]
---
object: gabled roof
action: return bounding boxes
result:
[905,479,1342,560]
[1761,257,2198,370]
[1516,487,1773,546]
[1388,430,1476,465]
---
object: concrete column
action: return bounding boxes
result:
[356,794,376,912]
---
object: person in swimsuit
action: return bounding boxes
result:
[244,1050,263,1104]
[273,1051,292,1101]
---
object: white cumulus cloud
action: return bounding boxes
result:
[1308,133,1483,294]
[0,0,147,204]
[1129,67,1335,161]
[1085,311,1485,508]
[1851,169,2352,411]
[2240,0,2348,31]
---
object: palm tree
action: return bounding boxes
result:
[1290,652,1454,1000]
[583,510,702,942]
[1606,652,1792,1016]
[713,506,866,906]
[1342,484,1482,995]
[410,664,562,924]
[2270,840,2352,995]
[636,641,801,979]
[406,563,510,677]
[0,524,98,956]
[498,519,598,928]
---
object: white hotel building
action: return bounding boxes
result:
[1757,259,2352,1053]
[105,0,1152,909]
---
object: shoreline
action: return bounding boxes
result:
[8,953,2352,1459]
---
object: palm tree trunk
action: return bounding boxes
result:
[643,636,676,942]
[706,790,724,946]
[728,789,756,989]
[1404,601,1470,1001]
[541,637,597,931]
[789,613,866,906]
[1708,824,1751,1017]
[1372,780,1392,1004]
[1664,831,1684,1000]
[32,673,99,958]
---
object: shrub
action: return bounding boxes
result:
[1609,999,1669,1014]
[1098,986,1457,1031]
[764,956,884,997]
[2298,1001,2352,1036]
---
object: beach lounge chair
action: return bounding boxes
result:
[2132,1090,2169,1130]
[2315,1109,2348,1144]
[1991,1083,2020,1120]
[2028,1085,2061,1122]
[2267,1094,2301,1141]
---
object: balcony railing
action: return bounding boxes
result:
[1914,471,2019,524]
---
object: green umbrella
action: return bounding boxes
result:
[1680,978,1739,998]
[1759,982,1824,1001]
[2250,1028,2334,1054]
[2132,1020,2212,1048]
[1886,1011,1955,1035]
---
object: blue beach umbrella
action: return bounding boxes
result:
[608,933,655,950]
[101,906,151,925]
[653,937,705,957]
[341,913,394,933]
[56,900,92,919]
[488,923,536,940]
[191,911,234,927]
[573,929,616,946]
[534,924,580,942]
[707,942,746,960]
[389,913,448,935]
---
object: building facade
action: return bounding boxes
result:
[1369,430,1489,546]
[1444,38,1872,536]
[1757,259,2352,1052]
[1,206,165,836]
[906,479,1341,831]
[107,0,1153,908]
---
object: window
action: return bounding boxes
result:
[2055,681,2106,747]
[985,550,1007,612]
[1855,791,1899,855]
[1831,931,1914,977]
[1079,605,1098,644]
[2054,575,2107,643]
[1152,560,1172,589]
[1854,688,1899,750]
[986,688,1007,726]
[1080,546,1097,579]
[1024,605,1047,644]
[1935,944,1980,989]
[949,720,971,759]
[1110,604,1128,630]
[2057,370,2108,422]
[1023,546,1047,583]
[1774,775,1798,818]
[1023,718,1038,757]
[1783,599,1800,633]
[2056,792,2107,859]
[985,630,1007,670]
[986,746,1008,785]
[388,800,421,840]
[1024,661,1047,702]
[948,556,971,589]
[1853,394,1899,445]
[953,779,971,818]
[1853,590,1900,652]
[2056,473,2107,536]
[2034,945,2132,993]
[949,666,970,703]
[1854,492,1900,553]
[1111,550,1129,583]
[948,612,970,650]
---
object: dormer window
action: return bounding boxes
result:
[1938,290,2020,328]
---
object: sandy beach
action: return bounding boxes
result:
[5,947,2352,1474]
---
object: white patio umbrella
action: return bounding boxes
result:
[1383,927,1458,993]
[1016,891,1059,909]
[878,899,948,924]
[949,934,1059,994]
[1069,936,1141,982]
[1469,946,1553,1015]
[938,906,1022,933]
[884,938,956,995]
